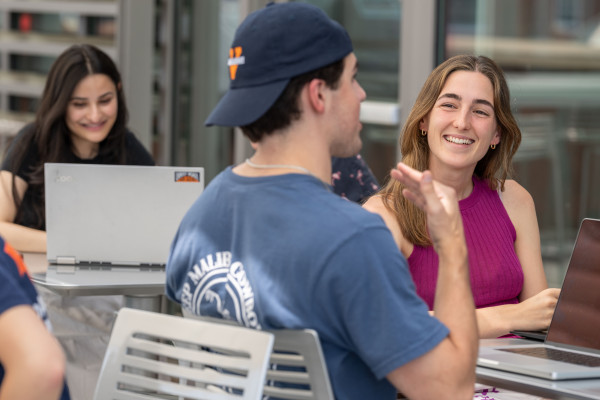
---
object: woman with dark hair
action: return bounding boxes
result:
[0,44,154,253]
[364,54,559,338]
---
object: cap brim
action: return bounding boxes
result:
[205,79,289,127]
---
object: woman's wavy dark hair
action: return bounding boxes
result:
[8,44,129,229]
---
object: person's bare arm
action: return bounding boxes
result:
[385,163,477,399]
[475,180,559,337]
[0,305,65,400]
[501,180,549,300]
[0,171,46,253]
[475,288,559,337]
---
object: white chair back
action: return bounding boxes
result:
[93,307,274,400]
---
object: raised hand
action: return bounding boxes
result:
[390,162,465,257]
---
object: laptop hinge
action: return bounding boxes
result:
[56,256,76,265]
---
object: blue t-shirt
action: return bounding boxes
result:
[0,237,70,399]
[166,167,448,399]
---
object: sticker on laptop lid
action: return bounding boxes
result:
[175,171,201,182]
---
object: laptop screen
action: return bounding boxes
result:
[45,163,204,267]
[545,218,600,350]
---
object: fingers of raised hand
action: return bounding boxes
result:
[400,187,424,209]
[390,164,422,193]
[391,164,436,210]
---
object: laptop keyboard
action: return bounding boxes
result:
[499,347,600,367]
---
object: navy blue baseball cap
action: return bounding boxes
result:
[205,2,353,127]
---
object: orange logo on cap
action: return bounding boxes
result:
[228,46,245,80]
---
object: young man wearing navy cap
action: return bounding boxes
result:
[166,2,477,399]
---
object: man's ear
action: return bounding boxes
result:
[306,79,327,114]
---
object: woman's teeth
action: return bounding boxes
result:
[444,136,473,145]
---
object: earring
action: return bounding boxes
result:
[420,130,427,136]
[490,144,496,150]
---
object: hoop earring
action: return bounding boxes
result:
[490,144,496,150]
[420,130,427,136]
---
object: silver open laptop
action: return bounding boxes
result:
[45,163,204,269]
[478,218,600,380]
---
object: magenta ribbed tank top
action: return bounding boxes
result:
[408,176,523,310]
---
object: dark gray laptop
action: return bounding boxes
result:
[478,218,600,380]
[44,163,204,269]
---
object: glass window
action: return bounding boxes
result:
[299,0,401,184]
[165,0,235,180]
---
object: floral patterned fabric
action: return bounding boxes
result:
[331,155,380,203]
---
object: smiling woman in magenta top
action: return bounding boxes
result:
[364,55,560,338]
